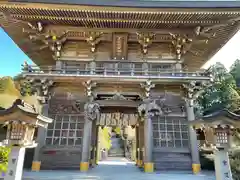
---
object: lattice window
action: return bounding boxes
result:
[152,116,189,148]
[216,131,228,145]
[45,114,84,146]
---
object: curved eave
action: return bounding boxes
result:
[0,99,37,116]
[0,99,53,126]
[189,109,240,127]
[202,109,240,120]
[1,2,240,68]
[0,16,54,66]
[8,0,240,8]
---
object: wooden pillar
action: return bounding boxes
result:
[80,110,92,172]
[186,99,201,174]
[138,97,158,173]
[80,102,100,172]
[31,103,48,171]
[90,121,97,167]
[95,126,100,165]
[143,111,154,173]
[135,126,139,166]
[139,122,144,168]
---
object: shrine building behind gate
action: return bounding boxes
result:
[1,0,240,174]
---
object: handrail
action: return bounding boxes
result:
[22,65,210,78]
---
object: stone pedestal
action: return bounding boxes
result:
[4,147,26,180]
[214,150,233,180]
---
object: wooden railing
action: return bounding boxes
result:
[22,65,211,79]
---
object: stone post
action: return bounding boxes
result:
[31,103,48,171]
[186,99,201,174]
[80,102,100,172]
[4,147,26,180]
[214,150,233,180]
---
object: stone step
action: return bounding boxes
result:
[154,161,192,171]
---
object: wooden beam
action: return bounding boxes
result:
[46,25,193,34]
[1,2,240,13]
[11,14,221,25]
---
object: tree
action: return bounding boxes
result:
[230,59,240,87]
[197,62,240,180]
[0,77,21,108]
[196,62,240,115]
[13,74,34,96]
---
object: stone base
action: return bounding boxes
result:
[192,164,201,174]
[80,162,89,172]
[32,161,41,171]
[144,162,154,173]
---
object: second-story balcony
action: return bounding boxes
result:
[21,65,212,83]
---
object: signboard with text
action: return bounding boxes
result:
[96,113,138,127]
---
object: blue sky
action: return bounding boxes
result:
[0,28,32,77]
[0,27,239,77]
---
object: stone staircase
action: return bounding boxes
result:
[153,150,192,171]
[108,135,125,157]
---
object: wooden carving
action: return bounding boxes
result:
[138,99,162,118]
[84,32,103,53]
[156,93,186,114]
[26,78,54,104]
[136,32,155,55]
[84,102,100,121]
[23,22,67,59]
[49,99,82,114]
[138,93,186,117]
[170,33,192,60]
[140,80,155,98]
[82,80,97,98]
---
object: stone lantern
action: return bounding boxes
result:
[0,99,53,180]
[190,109,240,180]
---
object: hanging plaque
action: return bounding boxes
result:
[96,113,138,127]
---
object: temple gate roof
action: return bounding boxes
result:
[0,99,52,127]
[0,1,240,69]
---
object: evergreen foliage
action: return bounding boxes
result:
[0,146,10,173]
[197,60,240,179]
[0,77,20,96]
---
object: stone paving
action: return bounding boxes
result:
[22,158,216,180]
